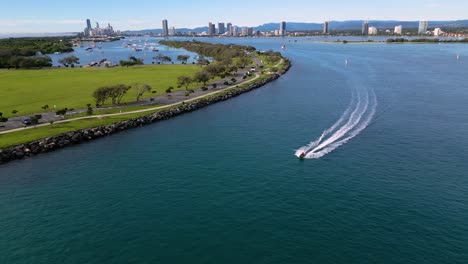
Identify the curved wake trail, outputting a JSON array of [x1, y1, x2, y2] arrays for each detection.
[[305, 90, 377, 159], [295, 91, 356, 156], [296, 87, 377, 159]]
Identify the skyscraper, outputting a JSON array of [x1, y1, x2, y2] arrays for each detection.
[[241, 27, 253, 36], [362, 21, 369, 35], [169, 27, 176, 36], [218, 23, 225, 35], [208, 22, 216, 36], [86, 19, 92, 30], [226, 23, 233, 36], [418, 20, 428, 35], [162, 19, 169, 36], [280, 21, 286, 36], [323, 21, 329, 34]]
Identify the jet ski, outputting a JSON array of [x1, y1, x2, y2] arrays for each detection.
[[299, 152, 306, 159]]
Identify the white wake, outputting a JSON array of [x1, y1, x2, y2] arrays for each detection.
[[295, 88, 377, 159]]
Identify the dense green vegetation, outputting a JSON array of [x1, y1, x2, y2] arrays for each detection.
[[160, 40, 256, 62], [0, 37, 74, 68], [161, 40, 260, 91], [0, 65, 198, 116]]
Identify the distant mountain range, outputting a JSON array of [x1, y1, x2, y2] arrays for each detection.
[[124, 20, 468, 34]]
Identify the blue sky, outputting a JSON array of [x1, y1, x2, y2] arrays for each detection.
[[1, 0, 467, 33]]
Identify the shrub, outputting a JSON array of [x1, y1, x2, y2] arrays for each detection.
[[166, 87, 174, 93], [86, 104, 93, 115], [212, 83, 217, 89], [185, 92, 190, 96], [12, 110, 18, 115], [188, 89, 195, 93], [56, 108, 68, 115], [224, 81, 229, 85], [201, 86, 208, 91], [30, 114, 42, 125], [231, 78, 237, 83]]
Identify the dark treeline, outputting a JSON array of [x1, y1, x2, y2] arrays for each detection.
[[160, 40, 256, 62], [0, 37, 74, 68]]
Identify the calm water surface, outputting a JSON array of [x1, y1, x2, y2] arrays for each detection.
[[1, 38, 468, 263]]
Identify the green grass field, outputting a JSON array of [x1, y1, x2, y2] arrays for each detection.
[[0, 72, 268, 149], [0, 65, 198, 117]]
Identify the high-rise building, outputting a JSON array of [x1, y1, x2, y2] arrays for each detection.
[[323, 21, 329, 34], [362, 21, 369, 35], [162, 19, 169, 36], [394, 25, 402, 34], [280, 21, 286, 36], [418, 20, 428, 35], [233, 26, 239, 36], [208, 22, 216, 35], [226, 23, 233, 36], [218, 22, 225, 35], [242, 27, 253, 36], [368, 27, 378, 35], [169, 27, 176, 36], [86, 19, 92, 30]]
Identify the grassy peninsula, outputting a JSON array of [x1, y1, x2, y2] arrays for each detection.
[[0, 40, 288, 150]]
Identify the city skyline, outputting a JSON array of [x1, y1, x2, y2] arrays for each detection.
[[1, 0, 468, 33]]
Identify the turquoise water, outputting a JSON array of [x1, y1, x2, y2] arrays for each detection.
[[1, 39, 468, 263]]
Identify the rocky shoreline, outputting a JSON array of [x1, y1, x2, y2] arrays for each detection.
[[0, 61, 291, 165]]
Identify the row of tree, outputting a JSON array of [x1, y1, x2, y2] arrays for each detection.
[[92, 83, 153, 106], [162, 40, 257, 92]]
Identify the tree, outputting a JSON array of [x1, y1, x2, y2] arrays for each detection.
[[86, 104, 93, 115], [203, 64, 225, 78], [177, 75, 193, 90], [30, 114, 42, 125], [237, 56, 252, 68], [0, 112, 7, 122], [119, 56, 143, 67], [93, 84, 130, 105], [134, 83, 153, 102], [194, 71, 210, 86], [58, 55, 79, 67], [177, 55, 189, 64], [196, 55, 209, 66], [109, 84, 131, 104]]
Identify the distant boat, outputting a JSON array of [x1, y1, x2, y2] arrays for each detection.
[[281, 45, 286, 50], [457, 53, 460, 60], [345, 59, 349, 67]]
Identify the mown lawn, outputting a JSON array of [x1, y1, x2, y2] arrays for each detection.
[[0, 65, 198, 117]]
